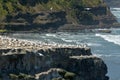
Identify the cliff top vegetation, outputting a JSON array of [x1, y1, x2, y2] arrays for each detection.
[[0, 0, 106, 21]]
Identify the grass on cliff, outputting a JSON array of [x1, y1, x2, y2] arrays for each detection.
[[0, 0, 108, 28], [0, 0, 105, 17], [9, 73, 35, 80], [58, 69, 76, 80], [81, 0, 104, 7]]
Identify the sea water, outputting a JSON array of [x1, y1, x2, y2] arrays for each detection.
[[7, 8, 120, 80], [111, 8, 120, 22]]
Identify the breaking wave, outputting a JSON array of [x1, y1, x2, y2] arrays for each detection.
[[95, 34, 120, 46], [111, 8, 120, 22], [93, 53, 120, 58], [87, 43, 102, 47], [45, 33, 57, 37]]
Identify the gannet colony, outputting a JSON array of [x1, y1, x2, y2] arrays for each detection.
[[0, 35, 88, 50]]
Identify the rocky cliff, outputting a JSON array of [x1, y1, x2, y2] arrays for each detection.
[[0, 48, 108, 80], [0, 36, 108, 80], [0, 0, 118, 32]]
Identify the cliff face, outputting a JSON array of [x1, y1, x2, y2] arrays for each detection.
[[0, 0, 117, 32], [0, 48, 91, 73], [0, 47, 108, 80]]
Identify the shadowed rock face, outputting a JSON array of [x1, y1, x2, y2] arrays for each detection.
[[0, 47, 108, 80], [19, 0, 49, 6], [5, 11, 67, 32], [0, 48, 91, 73]]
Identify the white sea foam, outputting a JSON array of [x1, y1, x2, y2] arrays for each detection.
[[87, 43, 102, 47], [61, 38, 75, 43], [93, 53, 120, 58], [111, 8, 120, 11], [93, 54, 102, 57], [95, 34, 120, 45], [112, 12, 120, 18], [111, 8, 120, 23], [45, 33, 57, 37]]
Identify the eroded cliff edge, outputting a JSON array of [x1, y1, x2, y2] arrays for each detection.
[[0, 36, 108, 80]]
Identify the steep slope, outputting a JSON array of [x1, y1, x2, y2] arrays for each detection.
[[0, 0, 117, 32]]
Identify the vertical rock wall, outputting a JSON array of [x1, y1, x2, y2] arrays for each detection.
[[0, 47, 108, 80]]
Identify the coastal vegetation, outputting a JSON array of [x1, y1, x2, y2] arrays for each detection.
[[0, 0, 117, 32], [0, 0, 106, 18], [9, 73, 35, 80]]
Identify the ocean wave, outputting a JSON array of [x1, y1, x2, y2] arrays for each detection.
[[95, 34, 120, 46], [61, 38, 76, 43], [45, 33, 57, 37], [111, 8, 120, 20], [93, 54, 120, 58], [111, 8, 120, 11], [87, 43, 102, 47], [111, 12, 120, 18]]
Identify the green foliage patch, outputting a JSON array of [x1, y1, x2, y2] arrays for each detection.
[[9, 73, 35, 80], [0, 0, 107, 27]]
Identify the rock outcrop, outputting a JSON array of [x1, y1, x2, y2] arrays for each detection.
[[0, 49, 108, 80], [0, 47, 91, 73], [0, 37, 108, 80], [35, 56, 108, 80], [0, 36, 108, 80]]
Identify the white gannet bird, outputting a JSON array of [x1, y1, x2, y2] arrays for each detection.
[[37, 53, 44, 56], [83, 43, 88, 48], [50, 7, 53, 11]]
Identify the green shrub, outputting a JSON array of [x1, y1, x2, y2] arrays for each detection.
[[9, 73, 35, 80], [58, 69, 76, 80], [9, 74, 18, 80], [64, 72, 76, 80], [0, 3, 7, 20], [18, 73, 35, 80], [0, 0, 107, 25]]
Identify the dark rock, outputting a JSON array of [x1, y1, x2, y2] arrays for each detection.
[[4, 11, 67, 32], [0, 47, 108, 80]]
